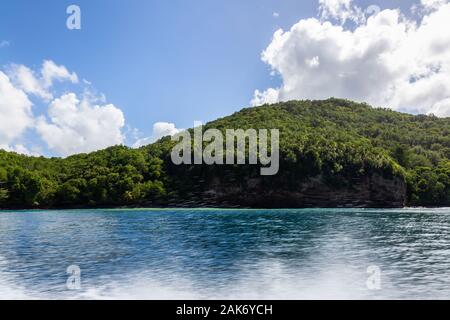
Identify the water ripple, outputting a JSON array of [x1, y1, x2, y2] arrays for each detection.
[[0, 208, 450, 299]]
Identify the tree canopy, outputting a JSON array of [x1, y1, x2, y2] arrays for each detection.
[[1, 99, 449, 208]]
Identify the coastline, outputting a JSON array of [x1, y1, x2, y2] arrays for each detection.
[[1, 205, 448, 212]]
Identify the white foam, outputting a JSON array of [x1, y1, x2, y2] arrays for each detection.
[[0, 256, 34, 300], [59, 260, 387, 300]]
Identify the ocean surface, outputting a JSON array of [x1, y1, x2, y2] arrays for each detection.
[[1, 208, 450, 300]]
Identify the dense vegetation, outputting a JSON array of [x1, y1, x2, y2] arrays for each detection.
[[1, 99, 449, 208]]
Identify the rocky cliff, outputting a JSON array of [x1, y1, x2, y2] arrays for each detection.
[[165, 173, 407, 208]]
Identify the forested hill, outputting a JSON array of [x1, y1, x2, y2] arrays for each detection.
[[1, 99, 449, 209]]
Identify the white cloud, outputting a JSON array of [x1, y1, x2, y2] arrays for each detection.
[[318, 0, 365, 24], [0, 61, 127, 156], [36, 93, 125, 156], [0, 72, 34, 146], [7, 60, 78, 101], [252, 1, 450, 117], [251, 88, 280, 107], [133, 122, 181, 148], [153, 122, 181, 138], [41, 60, 78, 88], [0, 144, 39, 156], [0, 40, 9, 48], [7, 64, 53, 100], [428, 97, 450, 117], [421, 0, 449, 10], [305, 56, 321, 68], [412, 0, 449, 14], [273, 12, 280, 18]]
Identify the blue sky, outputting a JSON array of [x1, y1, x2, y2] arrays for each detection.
[[2, 0, 448, 156], [1, 0, 307, 130]]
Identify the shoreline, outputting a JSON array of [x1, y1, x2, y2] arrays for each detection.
[[1, 206, 448, 212]]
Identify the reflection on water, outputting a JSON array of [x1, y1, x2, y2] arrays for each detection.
[[1, 208, 450, 299]]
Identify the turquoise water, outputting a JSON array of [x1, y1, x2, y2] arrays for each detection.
[[1, 208, 450, 300]]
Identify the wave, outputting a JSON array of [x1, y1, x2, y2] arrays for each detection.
[[0, 256, 34, 300], [1, 259, 393, 300], [70, 261, 390, 300]]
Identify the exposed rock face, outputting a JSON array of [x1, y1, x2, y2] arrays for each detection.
[[192, 173, 407, 208]]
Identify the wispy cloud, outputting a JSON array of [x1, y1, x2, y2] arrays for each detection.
[[0, 40, 10, 48]]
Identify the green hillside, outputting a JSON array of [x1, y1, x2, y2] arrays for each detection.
[[1, 99, 449, 209]]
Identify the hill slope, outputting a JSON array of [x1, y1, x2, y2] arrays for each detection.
[[1, 99, 449, 209]]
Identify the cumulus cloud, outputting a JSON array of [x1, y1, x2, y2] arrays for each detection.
[[252, 0, 450, 117], [0, 60, 129, 157], [251, 88, 280, 107], [36, 93, 125, 156], [6, 64, 53, 101], [41, 60, 78, 88], [0, 72, 34, 146], [7, 60, 78, 101], [133, 122, 181, 148]]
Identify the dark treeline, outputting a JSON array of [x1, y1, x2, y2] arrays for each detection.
[[0, 99, 449, 209]]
